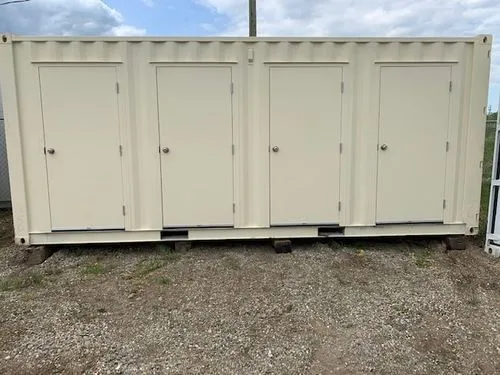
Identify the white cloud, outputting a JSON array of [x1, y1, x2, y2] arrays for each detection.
[[198, 0, 500, 107], [110, 25, 147, 36], [197, 0, 498, 37], [140, 0, 155, 7], [0, 0, 145, 36]]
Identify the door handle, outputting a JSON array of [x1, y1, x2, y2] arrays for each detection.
[[162, 147, 170, 154], [380, 144, 388, 151], [272, 146, 279, 152], [46, 148, 55, 154]]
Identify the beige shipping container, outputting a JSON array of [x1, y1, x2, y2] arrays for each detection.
[[0, 33, 492, 245]]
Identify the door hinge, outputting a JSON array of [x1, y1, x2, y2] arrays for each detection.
[[119, 145, 123, 156], [443, 200, 446, 209], [448, 81, 452, 92], [338, 201, 342, 211], [122, 205, 126, 216], [233, 203, 236, 213], [341, 81, 344, 93], [232, 144, 235, 155], [116, 82, 120, 94], [445, 141, 449, 152], [230, 82, 234, 94], [340, 143, 343, 153]]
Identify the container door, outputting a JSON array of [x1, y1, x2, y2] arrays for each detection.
[[39, 66, 124, 230], [376, 66, 451, 223], [270, 66, 343, 225], [157, 66, 234, 227]]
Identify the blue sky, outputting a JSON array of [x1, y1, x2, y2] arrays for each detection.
[[105, 0, 230, 36], [0, 0, 498, 110]]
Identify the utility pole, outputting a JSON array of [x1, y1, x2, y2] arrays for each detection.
[[249, 0, 256, 37]]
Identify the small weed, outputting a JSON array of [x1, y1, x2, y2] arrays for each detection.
[[455, 273, 477, 289], [336, 276, 350, 286], [0, 272, 44, 291], [157, 276, 172, 285], [132, 259, 165, 278], [414, 250, 432, 268], [83, 262, 107, 275], [163, 251, 181, 262], [392, 304, 410, 315], [156, 243, 172, 252], [328, 240, 342, 250], [223, 256, 241, 271], [156, 244, 181, 262], [45, 268, 64, 276], [466, 296, 481, 306], [30, 273, 44, 285]]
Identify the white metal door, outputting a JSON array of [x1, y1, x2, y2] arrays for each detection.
[[39, 66, 124, 230], [376, 66, 451, 223], [157, 66, 234, 227], [270, 66, 343, 225]]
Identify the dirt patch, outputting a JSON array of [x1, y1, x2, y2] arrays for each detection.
[[0, 212, 499, 374]]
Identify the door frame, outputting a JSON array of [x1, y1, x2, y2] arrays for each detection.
[[36, 63, 127, 231], [266, 62, 350, 226], [372, 62, 460, 224], [152, 63, 239, 228]]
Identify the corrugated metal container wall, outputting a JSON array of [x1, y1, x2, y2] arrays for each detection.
[[0, 89, 11, 207], [0, 34, 492, 245]]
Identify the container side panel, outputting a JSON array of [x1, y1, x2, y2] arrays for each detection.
[[269, 66, 342, 225], [462, 37, 491, 232], [157, 66, 234, 227], [246, 44, 271, 228], [2, 37, 487, 241], [13, 43, 52, 233], [376, 66, 451, 223], [126, 42, 163, 230], [39, 66, 124, 230], [0, 41, 30, 242], [349, 41, 378, 226], [443, 44, 470, 224], [0, 93, 11, 204]]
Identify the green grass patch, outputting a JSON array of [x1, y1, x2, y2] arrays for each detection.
[[162, 251, 181, 262], [44, 267, 64, 276], [156, 243, 172, 252], [392, 304, 411, 315], [414, 250, 432, 268], [132, 259, 165, 278], [156, 244, 181, 262], [0, 272, 44, 291], [223, 256, 241, 271], [127, 247, 180, 279], [157, 276, 172, 285], [83, 262, 108, 275], [466, 296, 481, 306]]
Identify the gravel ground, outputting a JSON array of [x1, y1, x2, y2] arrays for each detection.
[[0, 211, 499, 374]]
